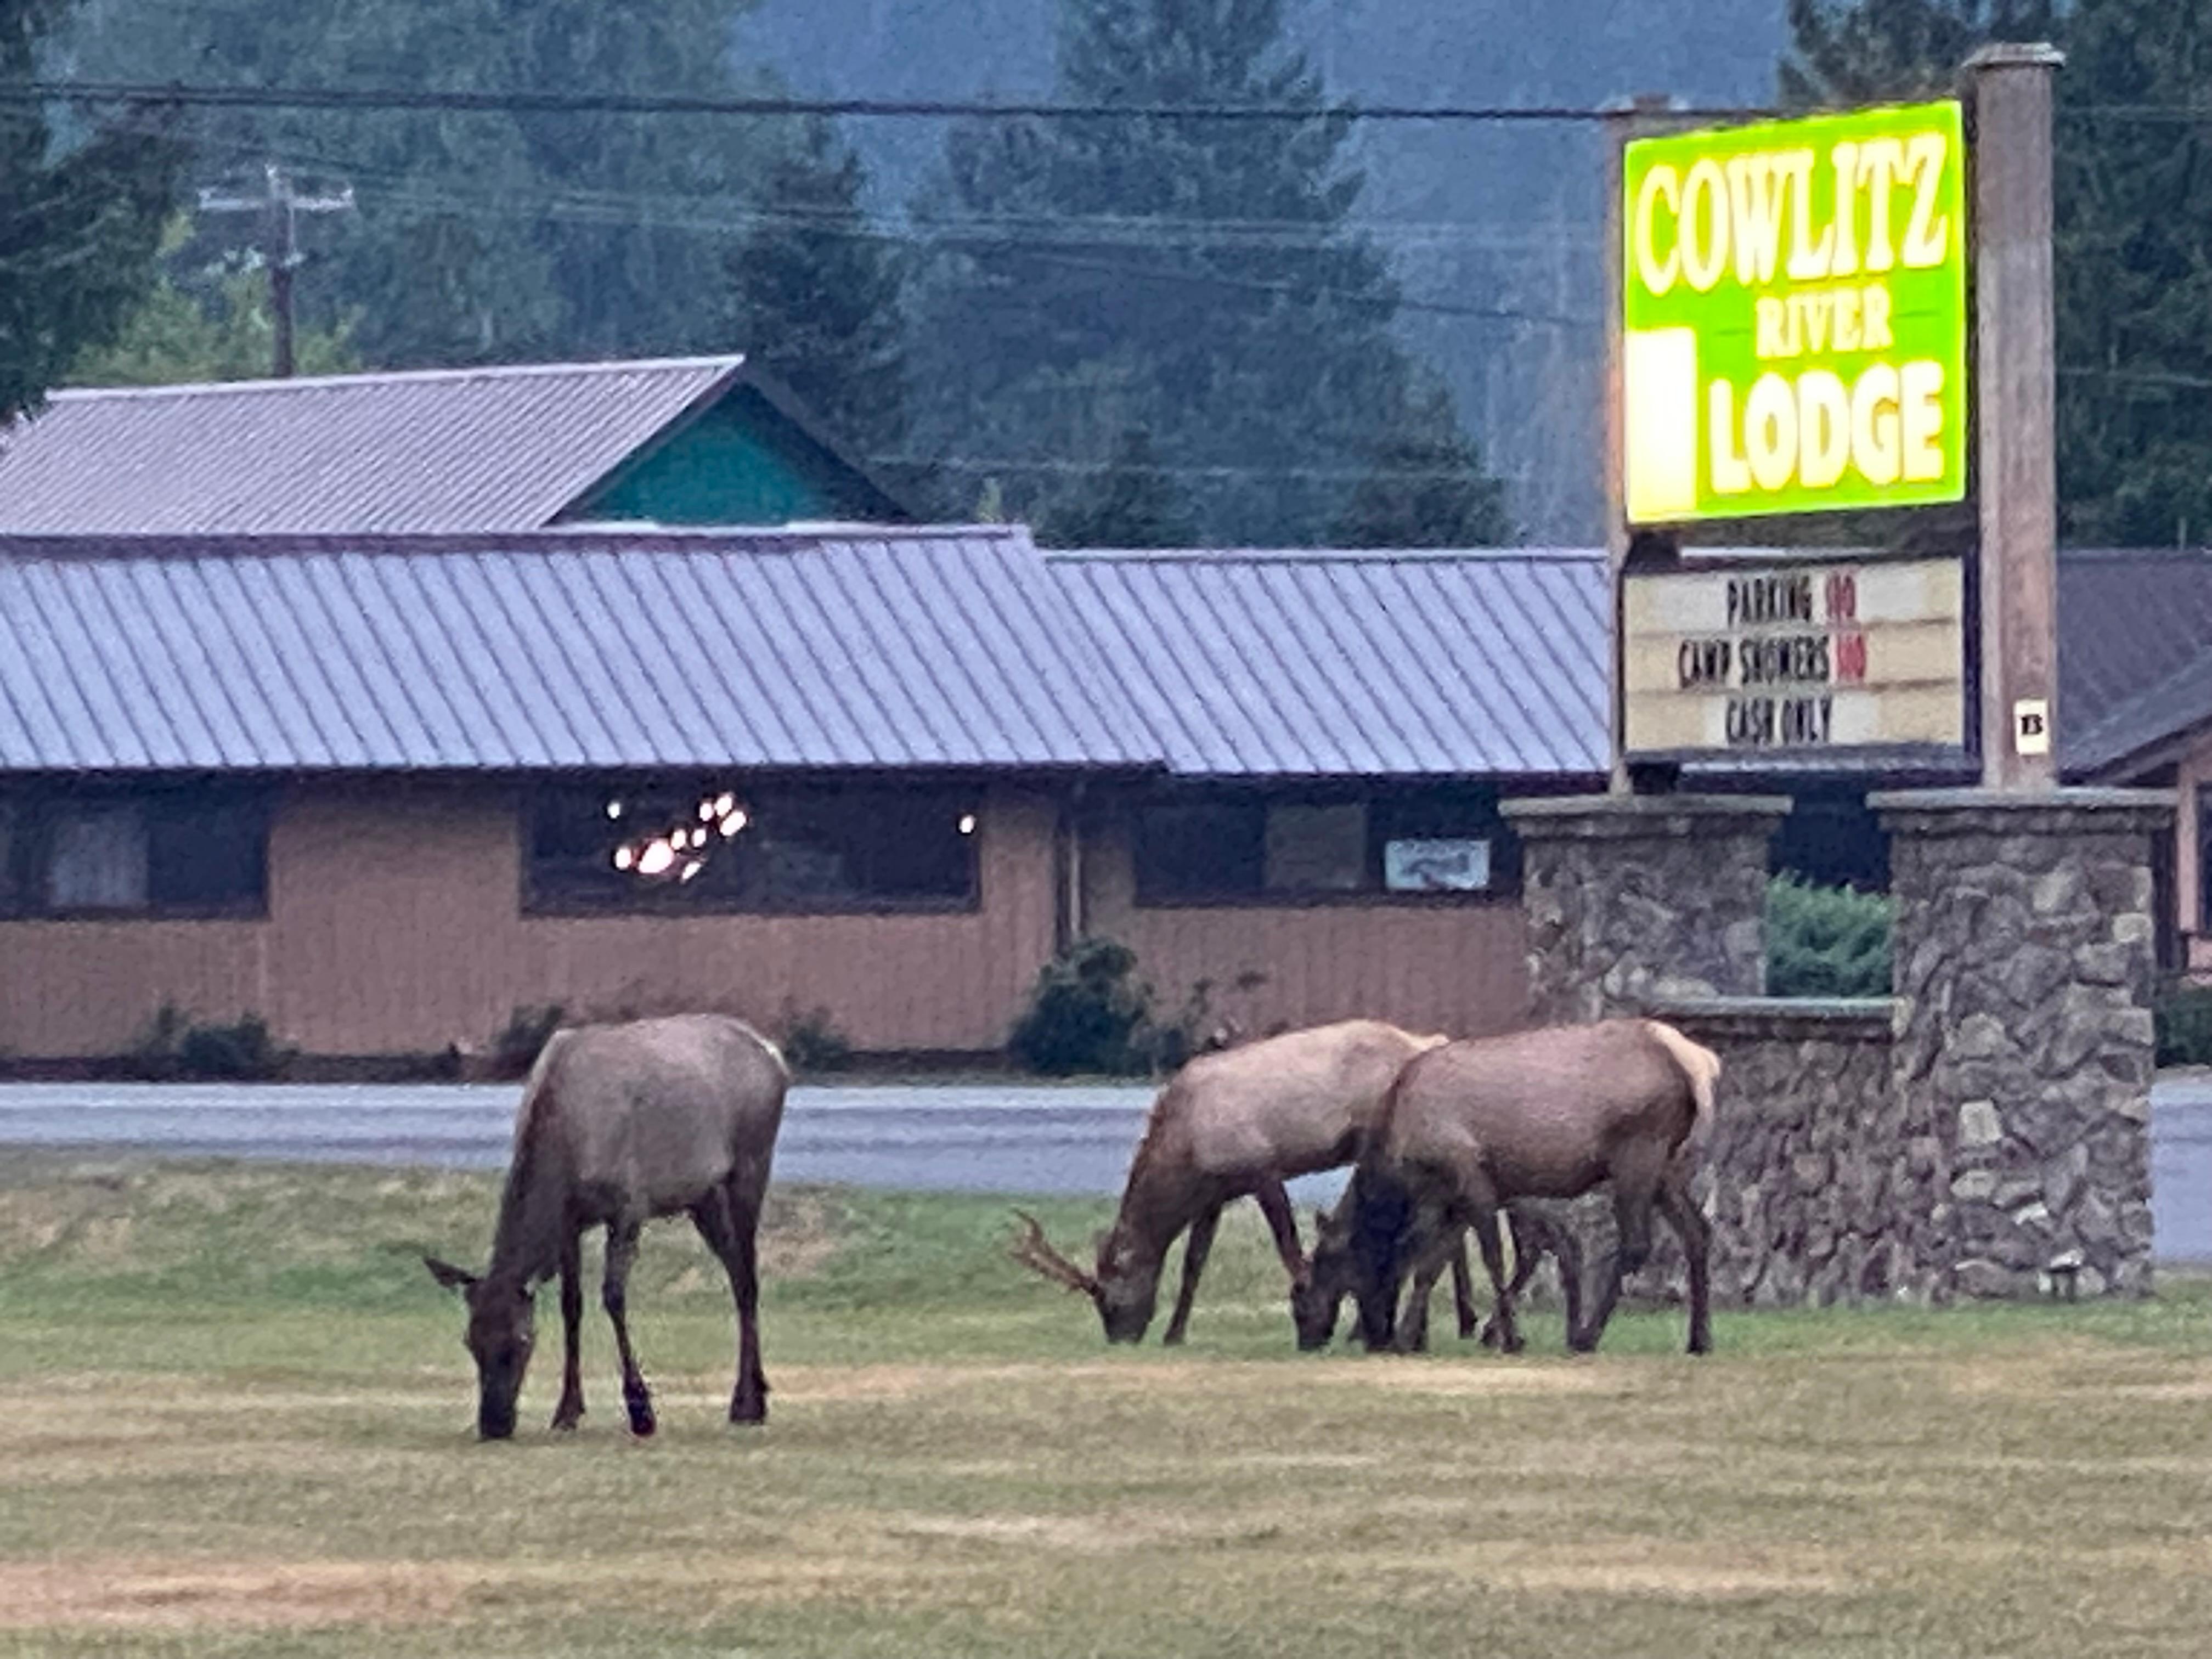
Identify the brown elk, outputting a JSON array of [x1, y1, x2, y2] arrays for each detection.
[[423, 1012, 788, 1440], [1300, 1017, 1720, 1357], [1290, 1190, 1585, 1353], [1009, 1018, 1491, 1345]]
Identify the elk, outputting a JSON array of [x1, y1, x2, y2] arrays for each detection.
[[1302, 1017, 1720, 1357], [423, 1012, 788, 1440], [1009, 1018, 1489, 1346], [1290, 1189, 1585, 1353]]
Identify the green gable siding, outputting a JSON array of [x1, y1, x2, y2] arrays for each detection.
[[563, 387, 905, 526]]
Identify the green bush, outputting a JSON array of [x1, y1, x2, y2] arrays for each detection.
[[1766, 873, 1893, 999], [2155, 980, 2212, 1067], [1008, 937, 1158, 1076], [128, 1004, 293, 1081], [776, 1000, 855, 1074]]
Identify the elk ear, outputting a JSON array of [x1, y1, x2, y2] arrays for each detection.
[[423, 1255, 478, 1293]]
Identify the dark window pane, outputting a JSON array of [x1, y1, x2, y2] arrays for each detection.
[[1135, 803, 1264, 900], [0, 802, 20, 914], [528, 781, 975, 911], [46, 805, 149, 910], [1264, 802, 1368, 891], [148, 793, 269, 908]]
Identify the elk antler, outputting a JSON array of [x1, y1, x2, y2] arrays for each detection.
[[1008, 1210, 1101, 1297]]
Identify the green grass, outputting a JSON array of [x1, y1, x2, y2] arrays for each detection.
[[1, 1152, 2209, 1658]]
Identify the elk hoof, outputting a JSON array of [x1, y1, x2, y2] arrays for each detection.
[[730, 1395, 766, 1426], [1160, 1328, 1187, 1348], [550, 1400, 583, 1432]]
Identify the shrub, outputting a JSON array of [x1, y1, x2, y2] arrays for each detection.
[[128, 1004, 293, 1080], [1008, 937, 1157, 1076], [2155, 979, 2212, 1068], [489, 1003, 566, 1080], [776, 1000, 854, 1074], [1765, 873, 1893, 999]]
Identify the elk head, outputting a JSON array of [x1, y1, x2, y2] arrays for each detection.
[[1291, 1175, 1410, 1352], [425, 1256, 536, 1440], [1009, 1210, 1160, 1343], [1291, 1201, 1360, 1350]]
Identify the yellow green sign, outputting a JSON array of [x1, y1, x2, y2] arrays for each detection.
[[1621, 99, 1968, 524]]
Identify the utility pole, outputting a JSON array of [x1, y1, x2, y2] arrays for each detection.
[[197, 162, 355, 377]]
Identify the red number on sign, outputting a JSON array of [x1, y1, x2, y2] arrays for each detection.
[[1824, 572, 1858, 623], [1835, 632, 1869, 684]]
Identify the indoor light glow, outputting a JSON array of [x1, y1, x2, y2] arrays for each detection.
[[958, 814, 978, 836], [637, 839, 677, 877], [613, 847, 635, 871], [606, 800, 625, 820]]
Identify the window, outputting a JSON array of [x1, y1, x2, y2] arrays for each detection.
[[526, 780, 980, 913], [0, 787, 270, 919], [1134, 789, 1513, 905]]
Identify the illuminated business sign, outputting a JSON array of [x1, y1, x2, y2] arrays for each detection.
[[1622, 557, 1965, 757], [1621, 100, 1968, 524]]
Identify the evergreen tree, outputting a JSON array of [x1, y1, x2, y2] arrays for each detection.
[[1331, 380, 1513, 548], [61, 0, 782, 368], [1780, 0, 2212, 546], [722, 116, 911, 472], [1035, 425, 1196, 546], [68, 216, 361, 385], [1778, 0, 2056, 104], [0, 0, 182, 422], [906, 0, 1508, 546]]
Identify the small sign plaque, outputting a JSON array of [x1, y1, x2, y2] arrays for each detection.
[[2013, 698, 2051, 757], [1383, 838, 1492, 893]]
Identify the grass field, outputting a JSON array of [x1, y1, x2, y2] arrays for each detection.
[[1, 1152, 2209, 1658]]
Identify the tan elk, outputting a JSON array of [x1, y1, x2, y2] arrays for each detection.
[[1300, 1017, 1720, 1357], [1009, 1018, 1490, 1345], [424, 1012, 788, 1440]]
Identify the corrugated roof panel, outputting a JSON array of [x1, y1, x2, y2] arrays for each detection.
[[1045, 550, 1611, 777], [0, 357, 744, 536], [0, 527, 1161, 774]]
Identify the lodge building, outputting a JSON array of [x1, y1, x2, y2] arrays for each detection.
[[2, 359, 2209, 1066]]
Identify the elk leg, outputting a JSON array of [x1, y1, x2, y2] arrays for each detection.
[[696, 1179, 770, 1423], [1467, 1199, 1523, 1354], [1390, 1205, 1458, 1354], [1250, 1177, 1307, 1282], [1571, 1193, 1643, 1355], [1162, 1202, 1221, 1347], [602, 1220, 654, 1437], [1657, 1168, 1713, 1356], [551, 1232, 585, 1431], [1449, 1231, 1479, 1340], [1550, 1212, 1588, 1352], [1479, 1210, 1536, 1349]]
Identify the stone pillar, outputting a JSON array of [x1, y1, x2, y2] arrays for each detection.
[[1874, 789, 2174, 1298], [1503, 795, 1793, 1025]]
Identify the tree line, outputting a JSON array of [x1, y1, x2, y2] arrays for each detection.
[[5, 0, 2210, 549]]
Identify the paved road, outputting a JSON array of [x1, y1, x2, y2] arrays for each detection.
[[0, 1076, 2205, 1260]]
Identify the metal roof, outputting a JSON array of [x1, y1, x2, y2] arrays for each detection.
[[1046, 548, 1610, 777], [0, 357, 766, 535], [2058, 549, 2212, 776], [0, 527, 1158, 772]]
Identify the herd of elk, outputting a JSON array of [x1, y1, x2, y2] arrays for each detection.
[[1007, 1019, 1495, 1344], [426, 1006, 1719, 1439]]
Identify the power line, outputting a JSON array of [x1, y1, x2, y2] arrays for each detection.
[[5, 79, 1774, 124]]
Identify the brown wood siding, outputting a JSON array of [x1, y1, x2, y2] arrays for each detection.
[[1081, 815, 1531, 1039], [0, 781, 1062, 1058]]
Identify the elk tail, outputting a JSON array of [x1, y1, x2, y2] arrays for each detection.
[[1643, 1019, 1721, 1137]]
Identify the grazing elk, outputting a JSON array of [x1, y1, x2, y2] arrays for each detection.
[[424, 1012, 788, 1440], [1302, 1018, 1720, 1357], [1290, 1188, 1585, 1354], [1010, 1018, 1489, 1346]]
